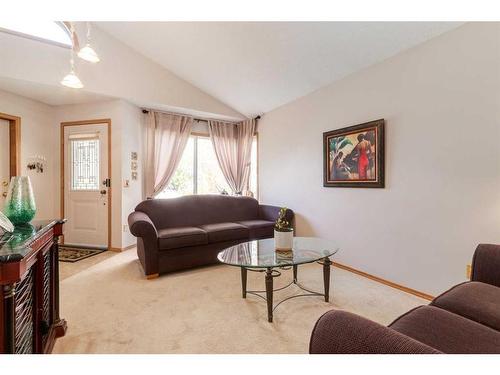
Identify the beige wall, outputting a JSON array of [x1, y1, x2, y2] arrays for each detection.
[[259, 23, 500, 295], [0, 89, 58, 220]]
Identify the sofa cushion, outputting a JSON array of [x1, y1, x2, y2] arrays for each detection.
[[389, 306, 500, 353], [431, 281, 500, 331], [198, 222, 249, 243], [158, 227, 208, 250], [236, 219, 275, 239]]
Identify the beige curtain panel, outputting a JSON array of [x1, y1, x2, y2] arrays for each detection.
[[144, 111, 193, 198], [208, 118, 256, 195]]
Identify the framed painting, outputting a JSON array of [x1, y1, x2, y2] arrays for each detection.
[[323, 119, 385, 188]]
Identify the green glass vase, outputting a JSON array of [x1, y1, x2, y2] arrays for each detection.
[[3, 176, 37, 225]]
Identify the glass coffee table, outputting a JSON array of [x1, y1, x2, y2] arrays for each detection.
[[217, 237, 339, 322]]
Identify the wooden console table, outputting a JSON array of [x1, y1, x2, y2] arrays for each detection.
[[0, 219, 66, 354]]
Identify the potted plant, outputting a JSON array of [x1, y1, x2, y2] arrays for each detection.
[[274, 207, 293, 251]]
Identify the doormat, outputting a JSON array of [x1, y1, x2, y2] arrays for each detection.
[[59, 246, 105, 263]]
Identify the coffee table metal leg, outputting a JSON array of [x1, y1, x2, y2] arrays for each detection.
[[265, 268, 273, 322], [323, 257, 332, 302], [293, 264, 298, 282], [241, 267, 247, 298]]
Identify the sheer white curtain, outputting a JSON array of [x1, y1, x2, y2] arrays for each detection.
[[208, 118, 256, 195], [144, 111, 193, 198]]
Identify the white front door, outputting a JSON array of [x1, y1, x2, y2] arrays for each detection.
[[63, 123, 109, 248], [0, 120, 10, 205]]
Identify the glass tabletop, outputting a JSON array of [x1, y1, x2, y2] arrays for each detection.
[[217, 237, 339, 268]]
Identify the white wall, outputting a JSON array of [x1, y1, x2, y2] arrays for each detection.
[[0, 89, 58, 220], [0, 22, 246, 248], [259, 23, 500, 295], [1, 92, 146, 249], [118, 101, 143, 248]]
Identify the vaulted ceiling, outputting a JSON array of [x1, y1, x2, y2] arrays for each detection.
[[97, 22, 463, 117]]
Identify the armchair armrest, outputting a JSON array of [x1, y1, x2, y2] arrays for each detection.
[[471, 244, 500, 287], [309, 310, 441, 354], [128, 211, 158, 239], [259, 205, 294, 225]]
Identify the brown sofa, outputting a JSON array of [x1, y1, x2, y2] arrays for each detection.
[[309, 244, 500, 354], [128, 195, 293, 278]]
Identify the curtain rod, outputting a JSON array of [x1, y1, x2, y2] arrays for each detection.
[[141, 108, 260, 123]]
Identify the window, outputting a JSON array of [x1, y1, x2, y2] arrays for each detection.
[[196, 137, 231, 195], [156, 135, 258, 199], [0, 21, 72, 47], [70, 138, 100, 191]]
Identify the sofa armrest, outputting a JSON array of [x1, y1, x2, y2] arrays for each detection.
[[128, 211, 160, 276], [309, 310, 441, 354], [471, 244, 500, 287], [128, 211, 158, 239], [259, 205, 294, 225]]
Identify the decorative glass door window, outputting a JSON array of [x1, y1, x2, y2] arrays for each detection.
[[70, 137, 100, 191]]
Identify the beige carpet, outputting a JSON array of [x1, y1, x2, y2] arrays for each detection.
[[53, 249, 426, 354]]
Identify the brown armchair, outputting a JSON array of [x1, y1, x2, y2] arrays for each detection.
[[309, 309, 440, 354], [310, 244, 500, 354], [471, 244, 500, 287]]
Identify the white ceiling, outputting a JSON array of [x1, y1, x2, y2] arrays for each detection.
[[0, 76, 113, 106], [97, 22, 463, 117]]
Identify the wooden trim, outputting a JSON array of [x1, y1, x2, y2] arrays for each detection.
[[61, 118, 111, 126], [109, 244, 136, 252], [0, 112, 21, 178], [9, 119, 20, 177], [60, 119, 112, 250], [108, 121, 112, 251], [146, 273, 159, 280], [333, 262, 434, 301]]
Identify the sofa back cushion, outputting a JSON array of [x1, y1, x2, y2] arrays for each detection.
[[135, 195, 260, 229]]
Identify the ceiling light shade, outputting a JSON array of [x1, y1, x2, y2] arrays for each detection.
[[78, 44, 100, 63], [61, 70, 83, 89], [61, 23, 83, 89]]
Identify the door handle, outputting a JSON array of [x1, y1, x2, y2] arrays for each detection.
[[100, 190, 107, 195]]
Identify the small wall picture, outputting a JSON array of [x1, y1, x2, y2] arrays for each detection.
[[323, 119, 385, 188], [131, 172, 138, 180], [131, 152, 138, 161], [131, 161, 138, 171]]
